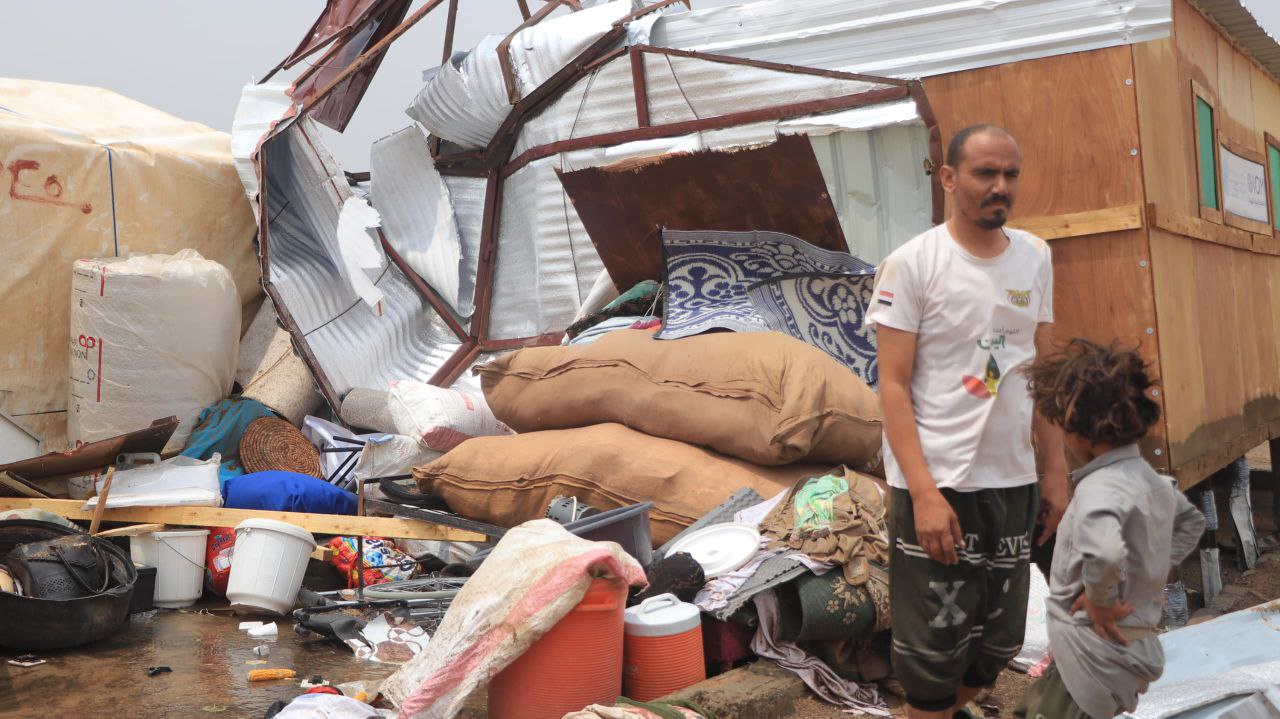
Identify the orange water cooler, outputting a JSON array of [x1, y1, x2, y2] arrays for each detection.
[[623, 593, 706, 701], [489, 576, 627, 719]]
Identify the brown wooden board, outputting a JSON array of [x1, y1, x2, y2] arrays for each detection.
[[922, 44, 1144, 219], [1048, 229, 1168, 472], [1134, 38, 1198, 218], [556, 134, 849, 290]]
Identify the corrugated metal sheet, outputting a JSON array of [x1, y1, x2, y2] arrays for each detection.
[[514, 52, 885, 156], [370, 126, 471, 317], [1195, 0, 1280, 79], [507, 1, 633, 97], [406, 33, 509, 149], [262, 121, 463, 402], [650, 0, 1171, 79]]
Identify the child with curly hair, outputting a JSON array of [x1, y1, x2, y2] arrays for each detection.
[[1015, 339, 1205, 719]]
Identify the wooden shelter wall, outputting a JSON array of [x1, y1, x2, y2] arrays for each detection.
[[1133, 0, 1280, 486], [924, 46, 1170, 471]]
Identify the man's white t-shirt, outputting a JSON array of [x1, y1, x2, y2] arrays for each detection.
[[866, 224, 1053, 491]]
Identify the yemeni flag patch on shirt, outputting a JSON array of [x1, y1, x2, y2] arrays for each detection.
[[878, 289, 894, 306]]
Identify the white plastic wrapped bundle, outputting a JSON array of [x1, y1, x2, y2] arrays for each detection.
[[68, 250, 240, 452]]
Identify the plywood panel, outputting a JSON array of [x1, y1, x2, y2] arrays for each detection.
[[1050, 228, 1167, 470], [1134, 39, 1197, 217], [1216, 36, 1258, 152], [1149, 229, 1207, 465], [1174, 0, 1219, 89], [923, 45, 1143, 218]]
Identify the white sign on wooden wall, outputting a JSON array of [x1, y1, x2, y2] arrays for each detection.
[[1221, 147, 1269, 223]]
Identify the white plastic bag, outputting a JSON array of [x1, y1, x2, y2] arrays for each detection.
[[81, 454, 222, 510], [388, 381, 512, 452], [68, 250, 240, 452]]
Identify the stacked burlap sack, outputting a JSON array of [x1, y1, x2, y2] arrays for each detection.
[[411, 330, 885, 546]]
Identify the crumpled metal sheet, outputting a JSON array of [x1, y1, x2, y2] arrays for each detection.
[[649, 0, 1171, 79], [1122, 602, 1280, 718], [506, 0, 634, 98], [407, 34, 510, 150], [261, 120, 465, 406], [371, 126, 471, 317]]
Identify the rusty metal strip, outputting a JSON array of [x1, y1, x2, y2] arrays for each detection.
[[255, 146, 344, 410], [441, 0, 460, 64], [630, 46, 650, 128], [470, 173, 503, 341], [480, 333, 564, 352], [376, 228, 470, 342], [299, 0, 448, 118], [516, 0, 532, 20], [503, 84, 914, 177], [581, 45, 628, 73], [477, 25, 629, 168], [430, 340, 483, 387], [906, 81, 945, 225], [264, 0, 388, 81], [612, 0, 690, 27], [631, 45, 910, 87]]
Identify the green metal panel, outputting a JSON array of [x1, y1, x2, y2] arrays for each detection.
[[1269, 144, 1280, 230], [1196, 97, 1218, 210]]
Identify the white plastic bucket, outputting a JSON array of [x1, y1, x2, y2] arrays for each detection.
[[129, 529, 209, 608], [225, 519, 315, 616]]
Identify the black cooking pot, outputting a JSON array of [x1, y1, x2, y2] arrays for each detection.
[[0, 519, 137, 651]]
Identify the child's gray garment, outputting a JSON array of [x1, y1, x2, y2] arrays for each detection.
[[1046, 444, 1205, 719]]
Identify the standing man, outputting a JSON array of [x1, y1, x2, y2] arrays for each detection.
[[866, 124, 1069, 719]]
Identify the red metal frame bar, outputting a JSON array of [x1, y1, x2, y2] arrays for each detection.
[[441, 0, 461, 64], [376, 229, 470, 341], [495, 0, 567, 104], [470, 172, 504, 340], [299, 0, 448, 118], [264, 0, 389, 82], [906, 81, 946, 225], [630, 46, 650, 128], [480, 334, 565, 352], [632, 45, 911, 87], [430, 340, 481, 386], [516, 0, 532, 20], [503, 85, 914, 177]]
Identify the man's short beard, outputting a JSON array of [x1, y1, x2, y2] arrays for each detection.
[[976, 215, 1008, 230]]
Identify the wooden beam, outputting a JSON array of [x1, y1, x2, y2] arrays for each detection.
[[1010, 204, 1144, 241], [1148, 203, 1269, 252], [94, 523, 166, 538], [0, 499, 486, 542]]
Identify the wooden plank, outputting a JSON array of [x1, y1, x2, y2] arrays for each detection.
[[1148, 229, 1207, 467], [1175, 0, 1220, 94], [1133, 38, 1197, 218], [94, 523, 166, 538], [1010, 204, 1143, 241], [1048, 229, 1168, 472], [924, 45, 1143, 218], [0, 499, 487, 542], [1148, 203, 1260, 251], [1216, 35, 1257, 153]]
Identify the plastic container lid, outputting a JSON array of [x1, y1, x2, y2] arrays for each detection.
[[625, 594, 701, 637], [149, 529, 210, 539], [234, 518, 315, 547], [665, 523, 759, 579]]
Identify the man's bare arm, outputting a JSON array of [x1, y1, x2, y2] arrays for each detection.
[[878, 324, 963, 565], [1032, 322, 1069, 543]]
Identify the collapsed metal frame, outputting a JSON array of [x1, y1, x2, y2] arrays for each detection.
[[255, 0, 943, 409]]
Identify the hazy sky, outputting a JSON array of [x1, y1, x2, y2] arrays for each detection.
[[5, 0, 1280, 167]]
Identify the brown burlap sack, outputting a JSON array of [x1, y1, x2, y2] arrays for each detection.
[[476, 330, 882, 467], [412, 423, 829, 545]]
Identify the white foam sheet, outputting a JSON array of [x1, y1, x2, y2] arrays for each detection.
[[371, 126, 470, 317], [649, 0, 1171, 80], [230, 81, 294, 218]]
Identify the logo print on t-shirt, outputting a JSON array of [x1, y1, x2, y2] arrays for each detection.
[[1006, 289, 1031, 307], [962, 355, 1001, 399]]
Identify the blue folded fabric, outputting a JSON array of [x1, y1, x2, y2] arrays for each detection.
[[223, 470, 357, 515], [181, 397, 278, 488]]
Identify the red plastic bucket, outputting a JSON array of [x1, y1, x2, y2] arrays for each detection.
[[489, 576, 627, 719]]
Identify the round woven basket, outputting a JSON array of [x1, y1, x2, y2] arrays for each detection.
[[239, 417, 322, 478]]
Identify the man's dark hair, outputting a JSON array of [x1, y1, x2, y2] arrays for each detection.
[[946, 123, 1014, 168], [1025, 339, 1161, 446]]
